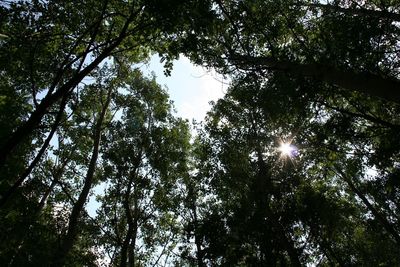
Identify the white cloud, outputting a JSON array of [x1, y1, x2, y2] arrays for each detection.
[[142, 55, 228, 122]]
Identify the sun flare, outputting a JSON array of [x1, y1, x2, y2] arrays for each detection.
[[278, 142, 295, 157]]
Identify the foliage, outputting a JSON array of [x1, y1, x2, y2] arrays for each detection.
[[1, 0, 400, 266]]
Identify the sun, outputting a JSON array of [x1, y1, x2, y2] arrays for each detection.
[[278, 142, 296, 157]]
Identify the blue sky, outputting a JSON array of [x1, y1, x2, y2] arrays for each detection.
[[140, 55, 228, 122]]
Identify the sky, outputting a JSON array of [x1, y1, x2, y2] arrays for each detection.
[[140, 55, 228, 122]]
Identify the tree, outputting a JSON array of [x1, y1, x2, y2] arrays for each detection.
[[194, 71, 400, 265], [183, 0, 400, 104], [95, 69, 192, 266], [0, 0, 214, 170], [52, 65, 116, 266], [1, 1, 400, 266]]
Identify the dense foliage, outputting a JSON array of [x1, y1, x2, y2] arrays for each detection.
[[0, 0, 399, 266]]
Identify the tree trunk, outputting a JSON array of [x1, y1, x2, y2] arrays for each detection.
[[51, 87, 112, 266], [120, 218, 135, 267], [0, 94, 68, 209], [279, 226, 302, 267], [230, 55, 400, 104], [39, 180, 57, 211], [128, 219, 138, 267], [120, 157, 142, 267], [193, 205, 204, 267], [120, 179, 135, 267]]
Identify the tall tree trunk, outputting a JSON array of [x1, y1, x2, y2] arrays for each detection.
[[230, 55, 400, 104], [120, 180, 135, 267], [51, 87, 112, 266], [120, 157, 141, 267], [274, 219, 302, 267], [318, 237, 346, 267], [120, 218, 135, 267], [194, 228, 204, 267], [127, 218, 138, 267], [38, 179, 57, 212], [0, 94, 68, 209], [185, 177, 205, 267]]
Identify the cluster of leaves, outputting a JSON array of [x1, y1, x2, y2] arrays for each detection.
[[1, 0, 400, 266], [191, 71, 400, 265]]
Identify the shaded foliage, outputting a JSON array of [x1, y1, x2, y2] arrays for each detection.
[[1, 0, 400, 266]]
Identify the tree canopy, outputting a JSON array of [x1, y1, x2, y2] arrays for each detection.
[[0, 0, 399, 266]]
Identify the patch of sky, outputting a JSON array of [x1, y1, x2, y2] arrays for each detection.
[[140, 54, 228, 123]]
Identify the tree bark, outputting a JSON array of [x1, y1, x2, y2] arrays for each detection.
[[254, 148, 302, 266], [230, 55, 400, 104], [51, 87, 112, 266], [277, 222, 302, 267]]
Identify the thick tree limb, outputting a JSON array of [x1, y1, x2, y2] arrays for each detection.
[[230, 55, 400, 104], [0, 94, 68, 208]]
